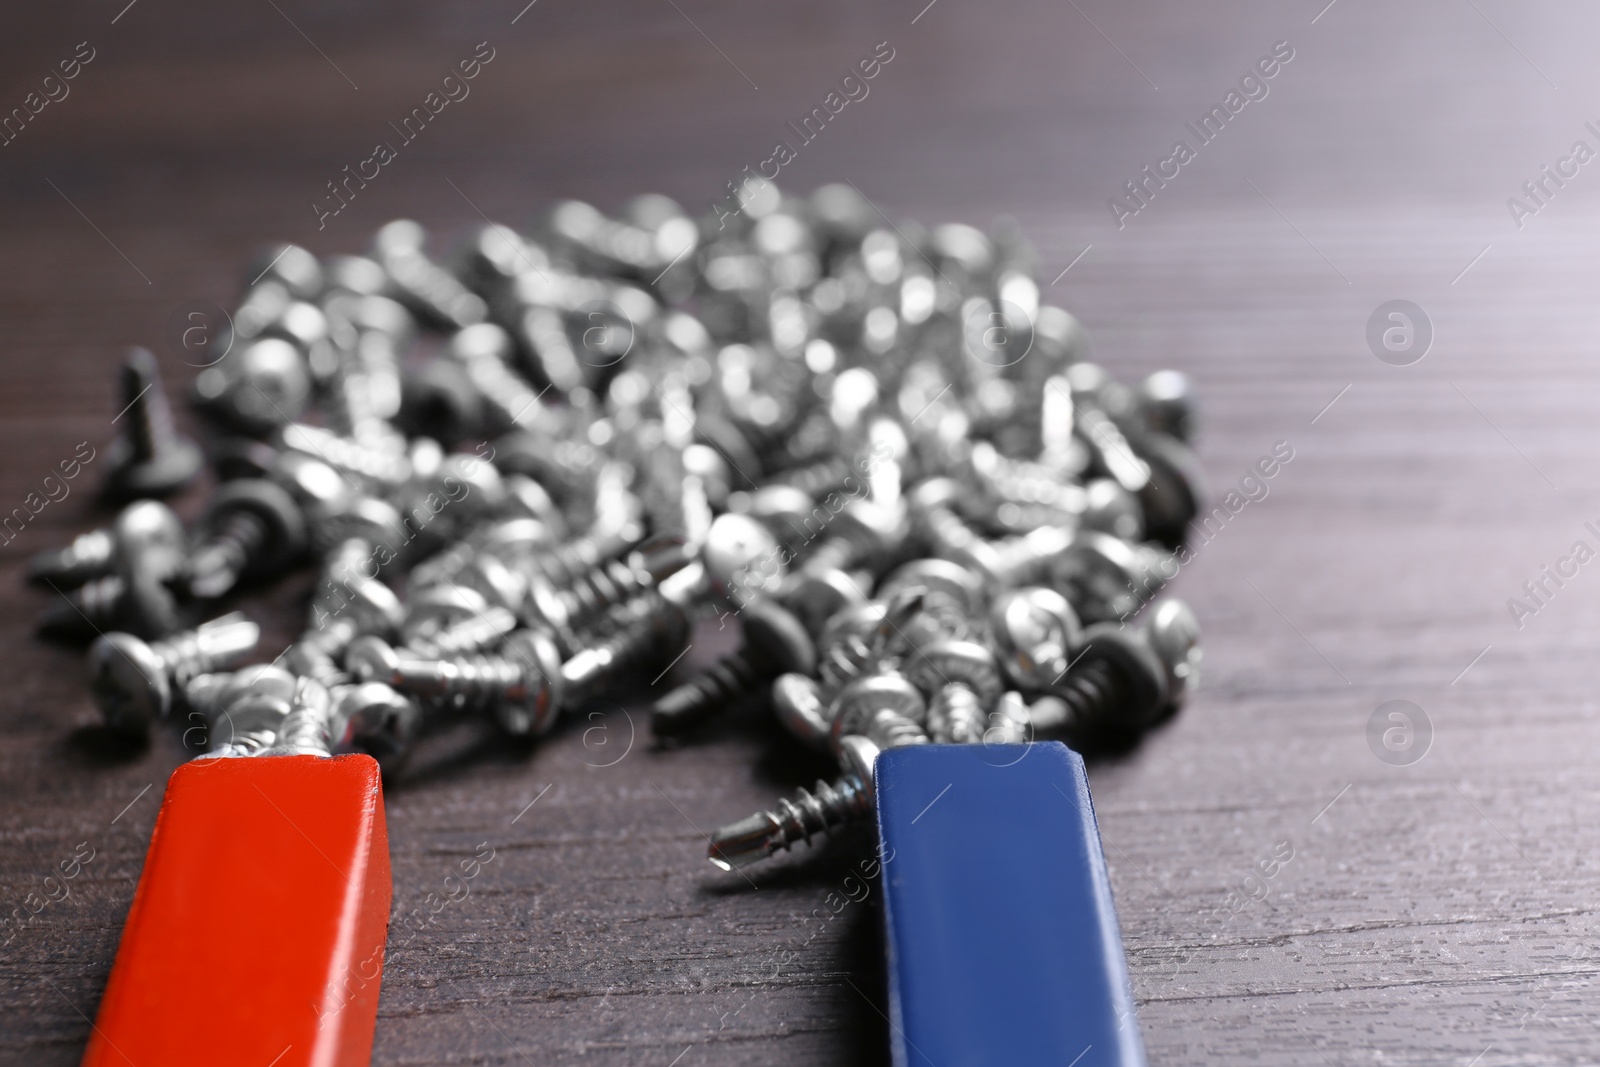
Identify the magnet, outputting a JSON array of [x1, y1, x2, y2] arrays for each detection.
[[82, 753, 390, 1067], [875, 742, 1145, 1067]]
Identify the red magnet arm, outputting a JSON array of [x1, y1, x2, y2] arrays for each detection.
[[82, 753, 391, 1067]]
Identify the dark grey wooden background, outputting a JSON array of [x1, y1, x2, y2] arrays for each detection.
[[3, 0, 1599, 1062]]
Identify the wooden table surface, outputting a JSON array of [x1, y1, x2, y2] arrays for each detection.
[[4, 0, 1600, 1063]]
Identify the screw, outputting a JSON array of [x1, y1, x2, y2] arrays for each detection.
[[1135, 369, 1197, 443], [771, 672, 832, 750], [372, 220, 489, 330], [36, 569, 181, 643], [277, 422, 411, 490], [1052, 530, 1171, 624], [1044, 615, 1182, 739], [987, 586, 1084, 693], [826, 670, 928, 756], [102, 348, 204, 501], [89, 612, 261, 735], [182, 478, 308, 599], [333, 680, 422, 774], [186, 664, 298, 757], [650, 599, 815, 738], [903, 638, 1004, 745], [191, 337, 313, 435], [707, 734, 879, 871], [347, 629, 565, 739], [31, 497, 179, 599], [910, 477, 1076, 588], [27, 527, 116, 590]]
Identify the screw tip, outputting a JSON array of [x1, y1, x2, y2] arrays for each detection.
[[707, 811, 783, 871]]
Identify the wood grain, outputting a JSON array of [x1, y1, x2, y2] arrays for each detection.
[[4, 0, 1600, 1063]]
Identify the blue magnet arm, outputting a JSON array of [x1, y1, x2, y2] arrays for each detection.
[[875, 742, 1147, 1067]]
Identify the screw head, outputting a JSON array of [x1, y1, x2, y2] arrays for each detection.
[[111, 501, 186, 578], [702, 513, 784, 605], [988, 588, 1082, 692], [904, 638, 1004, 707], [837, 734, 881, 800], [1136, 370, 1197, 443], [495, 629, 565, 738], [272, 452, 352, 519], [1144, 598, 1202, 713], [345, 635, 401, 686], [772, 673, 831, 750], [197, 337, 311, 433], [1136, 433, 1207, 549], [742, 600, 817, 676], [246, 243, 323, 299], [88, 633, 170, 734], [335, 682, 421, 774], [1051, 531, 1147, 624], [105, 436, 204, 501], [828, 672, 926, 749], [401, 584, 490, 647], [877, 558, 985, 616]]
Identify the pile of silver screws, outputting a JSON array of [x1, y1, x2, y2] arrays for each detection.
[[30, 183, 1206, 872]]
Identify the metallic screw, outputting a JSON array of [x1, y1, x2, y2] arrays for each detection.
[[650, 599, 815, 738], [707, 734, 879, 870], [262, 676, 338, 757], [103, 348, 203, 501], [35, 501, 189, 640], [346, 629, 565, 739], [183, 479, 308, 599], [903, 638, 1004, 745], [373, 220, 488, 330], [186, 665, 298, 757], [36, 569, 181, 643], [1043, 607, 1202, 738], [988, 586, 1083, 693], [89, 612, 261, 735], [826, 670, 928, 757]]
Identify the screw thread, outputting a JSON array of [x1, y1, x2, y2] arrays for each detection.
[[151, 614, 261, 691], [532, 527, 636, 590], [29, 529, 116, 588], [927, 682, 988, 744], [651, 648, 765, 734], [563, 595, 684, 708], [860, 708, 928, 750], [284, 639, 350, 689], [1052, 657, 1125, 733], [409, 605, 517, 658], [708, 774, 872, 870], [283, 424, 411, 487], [563, 559, 650, 631], [120, 350, 180, 462], [189, 510, 269, 597], [394, 650, 526, 716], [818, 634, 876, 692], [269, 679, 336, 756]]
